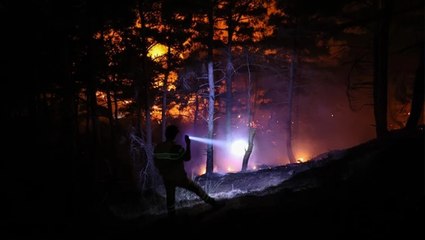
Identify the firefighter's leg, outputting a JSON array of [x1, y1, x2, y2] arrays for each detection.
[[164, 182, 176, 216], [179, 178, 219, 206]]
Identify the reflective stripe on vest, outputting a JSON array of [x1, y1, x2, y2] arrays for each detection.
[[154, 149, 185, 160]]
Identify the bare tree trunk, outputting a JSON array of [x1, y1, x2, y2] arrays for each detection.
[[135, 2, 147, 138], [161, 45, 172, 141], [242, 129, 255, 171], [142, 54, 155, 190], [194, 92, 199, 133], [225, 45, 233, 145], [406, 47, 424, 130], [106, 88, 114, 127], [143, 100, 155, 189], [224, 0, 242, 145], [161, 79, 167, 142], [106, 83, 116, 143], [134, 5, 156, 190], [373, 0, 391, 138], [86, 46, 98, 154], [242, 51, 255, 171], [138, 58, 155, 190], [113, 80, 118, 120], [206, 0, 215, 175], [206, 61, 215, 175], [134, 88, 143, 136], [105, 85, 116, 176], [145, 82, 153, 158], [286, 51, 297, 164]]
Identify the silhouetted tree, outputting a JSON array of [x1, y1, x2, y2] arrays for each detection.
[[215, 0, 267, 144], [406, 47, 424, 129], [373, 0, 392, 138], [158, 0, 193, 141], [241, 50, 256, 171]]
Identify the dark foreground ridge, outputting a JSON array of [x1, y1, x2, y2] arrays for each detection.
[[7, 128, 424, 238], [88, 127, 424, 238]]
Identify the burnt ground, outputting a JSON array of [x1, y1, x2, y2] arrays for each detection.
[[90, 128, 424, 238], [4, 128, 424, 238]]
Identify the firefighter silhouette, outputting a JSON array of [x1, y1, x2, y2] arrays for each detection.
[[154, 125, 223, 216]]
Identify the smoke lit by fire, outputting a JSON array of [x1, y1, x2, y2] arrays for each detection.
[[86, 0, 421, 176]]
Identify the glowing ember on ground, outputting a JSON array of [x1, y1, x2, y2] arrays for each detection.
[[295, 149, 311, 163]]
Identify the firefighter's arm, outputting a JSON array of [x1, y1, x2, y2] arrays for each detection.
[[181, 135, 191, 161]]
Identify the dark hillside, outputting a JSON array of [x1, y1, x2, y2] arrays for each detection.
[[93, 127, 424, 238]]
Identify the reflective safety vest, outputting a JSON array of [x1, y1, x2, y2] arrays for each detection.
[[154, 141, 187, 179], [154, 148, 185, 160]]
